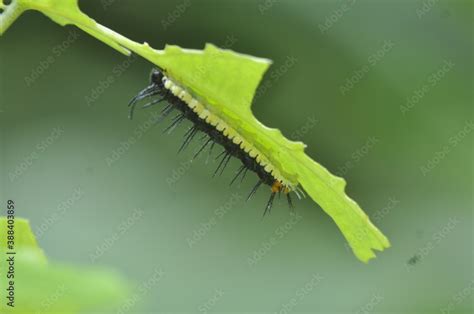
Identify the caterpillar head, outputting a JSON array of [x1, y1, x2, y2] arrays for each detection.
[[150, 68, 165, 86]]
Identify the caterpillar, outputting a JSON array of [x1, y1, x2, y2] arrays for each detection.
[[129, 69, 301, 215]]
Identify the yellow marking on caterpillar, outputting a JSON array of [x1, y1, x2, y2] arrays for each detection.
[[271, 181, 283, 193]]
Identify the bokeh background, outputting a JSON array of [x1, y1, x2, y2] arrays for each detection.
[[1, 0, 472, 313]]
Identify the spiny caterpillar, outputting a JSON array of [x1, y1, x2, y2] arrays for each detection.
[[129, 69, 304, 214]]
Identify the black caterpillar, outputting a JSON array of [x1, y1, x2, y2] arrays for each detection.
[[128, 69, 295, 214]]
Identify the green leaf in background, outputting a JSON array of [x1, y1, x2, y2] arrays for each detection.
[[0, 0, 390, 262], [0, 217, 47, 262], [0, 217, 129, 313], [0, 216, 42, 247]]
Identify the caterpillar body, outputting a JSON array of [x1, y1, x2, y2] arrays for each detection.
[[129, 69, 300, 214]]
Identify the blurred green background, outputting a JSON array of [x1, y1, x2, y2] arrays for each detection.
[[0, 0, 472, 313]]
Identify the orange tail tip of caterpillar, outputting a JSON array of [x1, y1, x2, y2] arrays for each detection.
[[128, 68, 298, 214]]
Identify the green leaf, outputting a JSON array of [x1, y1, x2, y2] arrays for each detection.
[[0, 217, 129, 313], [0, 217, 44, 251], [295, 156, 390, 262], [0, 0, 390, 262]]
